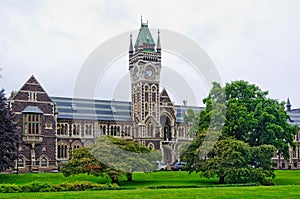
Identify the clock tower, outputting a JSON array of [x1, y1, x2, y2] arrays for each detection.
[[129, 19, 162, 149]]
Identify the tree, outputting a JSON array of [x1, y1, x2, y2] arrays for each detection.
[[198, 137, 275, 184], [0, 89, 18, 171], [87, 136, 161, 182], [182, 80, 297, 184], [61, 136, 161, 184]]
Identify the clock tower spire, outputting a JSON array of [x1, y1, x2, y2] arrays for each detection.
[[129, 19, 162, 148]]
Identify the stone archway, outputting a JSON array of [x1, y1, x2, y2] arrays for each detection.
[[160, 115, 172, 141]]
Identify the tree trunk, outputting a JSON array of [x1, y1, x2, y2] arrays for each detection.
[[111, 177, 119, 184], [219, 176, 225, 184], [127, 173, 133, 182]]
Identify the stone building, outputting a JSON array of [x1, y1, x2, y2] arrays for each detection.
[[272, 98, 300, 169], [8, 21, 201, 172], [7, 20, 300, 172]]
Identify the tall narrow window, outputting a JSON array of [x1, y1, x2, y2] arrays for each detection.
[[57, 143, 68, 159], [23, 114, 42, 134], [84, 124, 93, 136], [72, 124, 80, 136], [57, 123, 69, 136], [28, 92, 37, 101], [99, 125, 106, 135]]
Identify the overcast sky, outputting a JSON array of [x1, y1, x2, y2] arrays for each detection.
[[1, 0, 300, 107]]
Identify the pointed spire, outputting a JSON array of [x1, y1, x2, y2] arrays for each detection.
[[129, 33, 133, 54], [157, 29, 161, 52], [134, 17, 155, 51], [286, 97, 291, 111]]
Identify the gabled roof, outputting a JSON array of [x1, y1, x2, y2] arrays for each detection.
[[160, 88, 175, 108], [12, 75, 53, 103]]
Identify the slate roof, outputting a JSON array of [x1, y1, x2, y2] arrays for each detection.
[[51, 97, 132, 122], [51, 96, 203, 123], [22, 106, 43, 114], [287, 109, 300, 127]]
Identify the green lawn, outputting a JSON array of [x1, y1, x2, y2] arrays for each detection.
[[1, 185, 300, 199], [0, 170, 300, 198]]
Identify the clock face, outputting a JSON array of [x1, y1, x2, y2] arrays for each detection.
[[134, 69, 139, 78], [146, 68, 153, 78]]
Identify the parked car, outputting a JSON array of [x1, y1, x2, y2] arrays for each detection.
[[154, 161, 168, 171], [171, 162, 187, 171]]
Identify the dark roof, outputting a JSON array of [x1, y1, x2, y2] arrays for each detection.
[[51, 97, 132, 121], [287, 109, 300, 127], [175, 105, 204, 123], [51, 96, 203, 123], [51, 96, 299, 128]]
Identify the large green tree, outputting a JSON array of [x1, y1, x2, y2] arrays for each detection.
[[62, 136, 161, 183], [182, 80, 297, 184], [0, 89, 19, 171]]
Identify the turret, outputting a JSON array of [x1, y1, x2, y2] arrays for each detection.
[[129, 33, 133, 55], [157, 30, 161, 53], [286, 97, 291, 111]]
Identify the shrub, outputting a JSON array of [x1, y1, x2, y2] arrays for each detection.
[[0, 181, 119, 193], [0, 184, 22, 193]]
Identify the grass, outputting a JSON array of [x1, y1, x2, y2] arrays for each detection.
[[273, 170, 300, 185], [1, 185, 300, 199], [0, 170, 300, 198]]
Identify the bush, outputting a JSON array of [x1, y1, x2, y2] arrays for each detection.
[[0, 181, 119, 193], [0, 184, 22, 193]]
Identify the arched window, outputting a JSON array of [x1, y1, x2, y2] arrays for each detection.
[[57, 123, 69, 136], [99, 125, 106, 135], [148, 142, 155, 150], [40, 157, 48, 167], [147, 124, 153, 137], [57, 142, 69, 159], [84, 124, 93, 136], [110, 126, 114, 136], [72, 142, 82, 150], [178, 127, 185, 137], [124, 126, 131, 137], [72, 124, 80, 136], [17, 157, 25, 168], [117, 126, 120, 136]]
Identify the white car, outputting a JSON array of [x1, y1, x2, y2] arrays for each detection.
[[155, 161, 167, 171]]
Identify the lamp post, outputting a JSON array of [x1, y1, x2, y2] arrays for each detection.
[[16, 142, 19, 175]]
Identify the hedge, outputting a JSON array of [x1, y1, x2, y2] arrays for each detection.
[[0, 181, 119, 193]]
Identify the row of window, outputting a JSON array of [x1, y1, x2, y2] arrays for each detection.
[[16, 156, 48, 168], [57, 123, 132, 137], [57, 142, 82, 159], [23, 114, 190, 139]]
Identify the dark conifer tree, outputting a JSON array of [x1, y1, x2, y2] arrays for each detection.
[[0, 89, 18, 171]]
